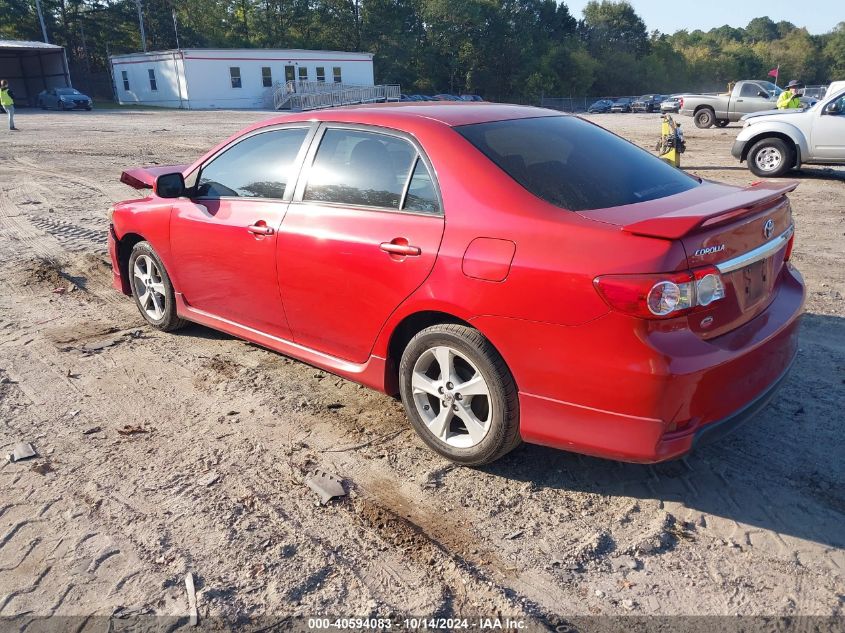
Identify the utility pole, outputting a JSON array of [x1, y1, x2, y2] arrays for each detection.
[[135, 0, 148, 53], [34, 0, 49, 43], [172, 8, 181, 49]]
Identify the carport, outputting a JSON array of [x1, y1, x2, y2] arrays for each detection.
[[0, 39, 71, 107]]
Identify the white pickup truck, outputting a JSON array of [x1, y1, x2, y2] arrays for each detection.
[[731, 81, 845, 177]]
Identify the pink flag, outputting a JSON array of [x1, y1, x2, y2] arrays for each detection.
[[768, 67, 779, 78]]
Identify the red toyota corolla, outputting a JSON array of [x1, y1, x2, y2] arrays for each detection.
[[108, 103, 804, 465]]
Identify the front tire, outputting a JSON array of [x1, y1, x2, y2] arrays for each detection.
[[128, 241, 187, 332], [747, 138, 794, 177], [694, 107, 715, 128], [399, 324, 520, 466]]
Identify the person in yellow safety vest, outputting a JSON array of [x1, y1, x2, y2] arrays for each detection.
[[777, 79, 803, 110], [0, 80, 18, 131]]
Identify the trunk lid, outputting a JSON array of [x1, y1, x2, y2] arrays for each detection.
[[581, 180, 797, 337], [120, 164, 190, 189]]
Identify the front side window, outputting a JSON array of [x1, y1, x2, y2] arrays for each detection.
[[740, 83, 764, 98], [333, 67, 342, 83], [121, 70, 129, 91], [456, 116, 698, 212], [298, 67, 308, 81], [148, 68, 157, 91], [316, 67, 326, 82], [262, 66, 272, 88], [304, 129, 416, 209], [229, 66, 242, 89], [197, 128, 309, 199]]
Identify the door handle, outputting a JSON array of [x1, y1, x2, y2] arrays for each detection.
[[247, 223, 274, 236], [380, 240, 421, 257]]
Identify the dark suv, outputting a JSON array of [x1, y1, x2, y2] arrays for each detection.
[[631, 94, 665, 113]]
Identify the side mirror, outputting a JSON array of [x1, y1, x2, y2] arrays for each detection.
[[824, 101, 842, 115], [155, 172, 186, 198], [757, 90, 770, 98]]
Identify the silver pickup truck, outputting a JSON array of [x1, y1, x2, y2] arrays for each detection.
[[678, 80, 783, 128], [731, 81, 845, 177]]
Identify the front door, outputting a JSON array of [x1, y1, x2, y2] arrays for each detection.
[[733, 82, 775, 116], [277, 126, 445, 363], [811, 94, 845, 160], [170, 126, 312, 338]]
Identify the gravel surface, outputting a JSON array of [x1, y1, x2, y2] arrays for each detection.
[[0, 108, 843, 629]]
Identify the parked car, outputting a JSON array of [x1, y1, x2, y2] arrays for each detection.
[[660, 95, 682, 113], [433, 94, 461, 101], [732, 83, 845, 177], [587, 99, 613, 113], [610, 97, 633, 112], [678, 80, 784, 128], [802, 85, 829, 100], [37, 87, 93, 110], [631, 94, 665, 113], [110, 103, 804, 466], [460, 95, 484, 102]]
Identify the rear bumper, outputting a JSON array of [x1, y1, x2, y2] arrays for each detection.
[[477, 264, 805, 463]]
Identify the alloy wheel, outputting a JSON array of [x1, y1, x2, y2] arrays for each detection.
[[410, 345, 493, 448], [132, 254, 167, 321]]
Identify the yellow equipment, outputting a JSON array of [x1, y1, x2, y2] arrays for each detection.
[[656, 114, 686, 168]]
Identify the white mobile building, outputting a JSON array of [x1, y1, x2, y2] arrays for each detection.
[[110, 48, 375, 109]]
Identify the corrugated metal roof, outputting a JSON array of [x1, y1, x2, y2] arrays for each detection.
[[0, 39, 64, 51]]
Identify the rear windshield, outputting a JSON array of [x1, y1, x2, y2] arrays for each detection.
[[456, 116, 698, 211]]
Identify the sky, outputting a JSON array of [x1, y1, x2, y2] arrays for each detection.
[[562, 0, 842, 35]]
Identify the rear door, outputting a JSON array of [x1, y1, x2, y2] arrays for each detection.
[[277, 124, 445, 363], [170, 125, 314, 339]]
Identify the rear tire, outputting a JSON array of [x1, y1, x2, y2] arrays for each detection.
[[694, 108, 715, 128], [399, 324, 521, 466], [747, 138, 794, 177], [128, 241, 187, 332]]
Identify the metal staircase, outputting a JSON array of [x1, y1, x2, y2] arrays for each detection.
[[273, 80, 401, 111]]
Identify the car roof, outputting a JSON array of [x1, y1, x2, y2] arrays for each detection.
[[259, 102, 562, 129]]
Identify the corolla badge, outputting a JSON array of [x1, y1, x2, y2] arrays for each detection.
[[694, 244, 725, 257], [763, 219, 775, 239]]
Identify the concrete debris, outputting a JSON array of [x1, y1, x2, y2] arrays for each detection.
[[305, 470, 346, 504], [199, 472, 220, 487], [8, 442, 37, 463], [185, 572, 199, 626]]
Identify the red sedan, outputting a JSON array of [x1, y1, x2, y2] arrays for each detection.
[[108, 103, 804, 465]]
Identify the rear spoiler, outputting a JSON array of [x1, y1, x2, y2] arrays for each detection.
[[120, 164, 190, 190], [623, 181, 798, 239]]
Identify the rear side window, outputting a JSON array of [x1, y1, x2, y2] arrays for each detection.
[[303, 129, 416, 209], [403, 158, 440, 214], [456, 116, 698, 211], [197, 128, 308, 199]]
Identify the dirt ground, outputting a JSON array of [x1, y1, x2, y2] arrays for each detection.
[[0, 107, 843, 631]]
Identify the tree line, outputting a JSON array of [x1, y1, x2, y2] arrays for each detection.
[[2, 0, 844, 100]]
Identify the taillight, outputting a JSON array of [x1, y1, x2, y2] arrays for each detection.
[[594, 266, 726, 319], [783, 233, 795, 261]]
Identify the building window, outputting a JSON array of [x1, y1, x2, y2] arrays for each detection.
[[316, 67, 325, 82], [121, 70, 129, 91], [333, 67, 342, 83], [261, 67, 272, 88], [285, 65, 295, 83], [148, 68, 157, 91], [298, 66, 308, 81], [230, 66, 242, 89]]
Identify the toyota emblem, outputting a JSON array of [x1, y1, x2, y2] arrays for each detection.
[[763, 219, 774, 239]]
